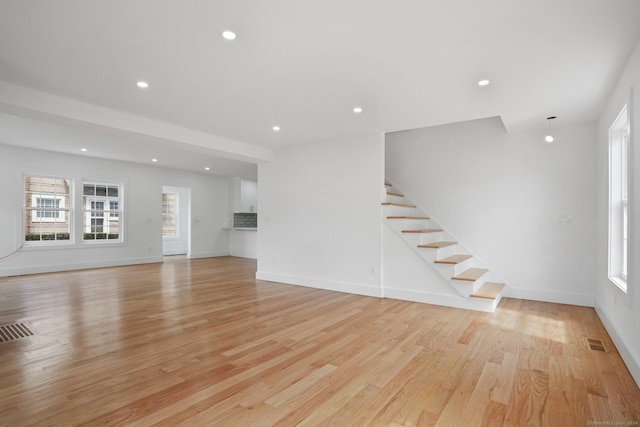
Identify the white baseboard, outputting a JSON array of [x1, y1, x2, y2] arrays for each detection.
[[228, 253, 257, 260], [503, 286, 595, 307], [256, 271, 382, 298], [384, 287, 498, 313], [256, 273, 497, 312], [0, 256, 164, 277], [595, 305, 640, 388], [189, 250, 230, 259], [162, 250, 188, 256]]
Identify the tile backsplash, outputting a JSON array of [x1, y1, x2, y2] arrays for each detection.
[[233, 212, 257, 228]]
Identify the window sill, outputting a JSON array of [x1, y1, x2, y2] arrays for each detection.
[[609, 276, 628, 293], [23, 241, 76, 251], [23, 240, 127, 250], [82, 240, 126, 248]]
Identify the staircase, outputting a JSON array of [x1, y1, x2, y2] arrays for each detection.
[[382, 180, 505, 312]]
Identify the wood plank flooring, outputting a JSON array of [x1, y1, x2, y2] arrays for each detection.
[[0, 256, 638, 426]]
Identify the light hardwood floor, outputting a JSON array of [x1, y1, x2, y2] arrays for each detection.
[[0, 256, 638, 426]]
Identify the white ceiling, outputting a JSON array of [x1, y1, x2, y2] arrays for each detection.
[[1, 0, 639, 175]]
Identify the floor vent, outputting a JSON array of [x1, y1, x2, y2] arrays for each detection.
[[586, 338, 606, 352], [0, 323, 35, 343]]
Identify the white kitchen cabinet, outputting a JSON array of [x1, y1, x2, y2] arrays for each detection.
[[240, 180, 257, 213], [232, 178, 258, 213]]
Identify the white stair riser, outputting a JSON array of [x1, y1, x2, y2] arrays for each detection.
[[398, 231, 444, 247], [452, 275, 488, 293], [382, 206, 419, 216], [433, 258, 474, 278], [417, 232, 446, 245], [433, 244, 460, 259], [473, 277, 488, 293], [452, 280, 474, 297], [385, 193, 407, 203], [385, 219, 434, 232], [472, 295, 501, 312]]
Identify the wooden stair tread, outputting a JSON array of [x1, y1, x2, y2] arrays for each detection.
[[384, 182, 392, 187], [418, 241, 457, 249], [452, 268, 488, 281], [435, 254, 472, 264], [471, 282, 505, 300], [381, 202, 416, 208], [387, 216, 430, 220], [386, 191, 404, 197], [401, 229, 443, 234]]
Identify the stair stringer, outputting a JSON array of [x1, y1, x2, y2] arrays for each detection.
[[382, 181, 506, 312]]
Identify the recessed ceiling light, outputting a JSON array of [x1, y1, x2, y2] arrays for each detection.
[[353, 107, 363, 114], [222, 31, 236, 40], [545, 135, 555, 143], [136, 81, 149, 89], [478, 79, 490, 86], [205, 167, 210, 171], [152, 158, 158, 162], [272, 126, 280, 131], [80, 148, 87, 152]]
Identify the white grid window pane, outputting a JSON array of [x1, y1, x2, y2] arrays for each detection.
[[83, 181, 122, 241]]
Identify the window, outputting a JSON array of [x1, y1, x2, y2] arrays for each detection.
[[162, 193, 177, 237], [109, 201, 119, 219], [83, 182, 122, 241], [24, 176, 71, 242], [608, 104, 630, 291], [33, 196, 63, 221]]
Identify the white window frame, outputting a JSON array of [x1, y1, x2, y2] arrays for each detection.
[[83, 181, 123, 243], [24, 175, 73, 245], [86, 198, 106, 233], [31, 195, 66, 223], [109, 200, 119, 220], [608, 104, 630, 292]]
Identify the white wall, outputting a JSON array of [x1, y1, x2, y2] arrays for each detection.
[[386, 116, 597, 306], [257, 133, 385, 297], [162, 186, 190, 256], [229, 230, 257, 259], [0, 143, 231, 277], [596, 39, 640, 386]]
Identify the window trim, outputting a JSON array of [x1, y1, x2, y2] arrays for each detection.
[[82, 181, 124, 243], [608, 103, 630, 293], [30, 195, 67, 223], [23, 174, 73, 245]]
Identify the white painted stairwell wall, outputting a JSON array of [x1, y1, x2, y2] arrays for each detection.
[[386, 116, 597, 306], [257, 133, 385, 296]]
